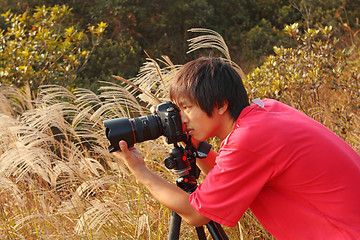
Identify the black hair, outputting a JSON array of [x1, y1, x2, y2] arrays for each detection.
[[170, 57, 249, 120]]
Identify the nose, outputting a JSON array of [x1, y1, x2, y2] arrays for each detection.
[[180, 110, 189, 124]]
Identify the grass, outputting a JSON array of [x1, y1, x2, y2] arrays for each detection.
[[0, 76, 271, 240], [0, 27, 358, 239]]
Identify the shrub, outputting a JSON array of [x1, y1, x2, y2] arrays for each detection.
[[248, 23, 360, 151], [0, 5, 106, 91]]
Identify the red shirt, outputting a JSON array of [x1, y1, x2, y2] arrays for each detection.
[[189, 99, 360, 239]]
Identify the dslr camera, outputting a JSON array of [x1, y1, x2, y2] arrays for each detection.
[[103, 102, 187, 152]]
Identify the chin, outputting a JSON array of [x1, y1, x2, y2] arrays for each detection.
[[193, 136, 205, 142]]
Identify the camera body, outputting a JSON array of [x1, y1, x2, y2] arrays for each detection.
[[103, 101, 187, 152]]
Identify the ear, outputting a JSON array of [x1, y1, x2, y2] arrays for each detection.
[[217, 101, 228, 115]]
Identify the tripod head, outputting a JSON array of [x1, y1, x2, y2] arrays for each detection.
[[164, 137, 229, 240], [164, 137, 201, 193]]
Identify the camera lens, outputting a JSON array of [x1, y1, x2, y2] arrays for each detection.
[[103, 102, 186, 153], [103, 114, 162, 152], [130, 115, 162, 143]]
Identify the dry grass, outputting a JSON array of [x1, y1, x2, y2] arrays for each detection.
[[0, 53, 269, 239], [2, 27, 358, 239], [0, 81, 176, 239]]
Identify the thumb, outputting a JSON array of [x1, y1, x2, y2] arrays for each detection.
[[119, 140, 129, 152]]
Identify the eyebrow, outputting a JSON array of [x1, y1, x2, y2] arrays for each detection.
[[178, 99, 192, 106]]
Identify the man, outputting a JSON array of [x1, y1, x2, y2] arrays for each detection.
[[113, 57, 360, 239]]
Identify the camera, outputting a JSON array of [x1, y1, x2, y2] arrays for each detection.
[[103, 101, 187, 152]]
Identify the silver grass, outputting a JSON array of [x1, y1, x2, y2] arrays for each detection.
[[73, 88, 102, 109], [70, 105, 96, 129], [0, 92, 15, 117], [75, 199, 124, 234], [73, 175, 116, 199], [0, 29, 249, 238], [187, 28, 231, 60], [98, 81, 145, 118], [131, 59, 182, 105], [37, 85, 77, 106], [113, 56, 182, 108], [187, 28, 247, 81], [91, 145, 127, 173], [13, 214, 57, 232], [56, 141, 107, 181], [0, 114, 21, 152], [128, 59, 164, 104], [0, 115, 59, 185], [136, 214, 150, 238], [157, 55, 175, 68], [0, 82, 34, 116], [0, 175, 22, 202], [77, 156, 107, 178], [9, 125, 56, 149], [0, 141, 57, 185], [21, 102, 78, 137]]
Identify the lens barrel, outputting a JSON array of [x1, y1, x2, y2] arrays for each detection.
[[103, 114, 162, 152], [130, 115, 162, 143], [103, 102, 186, 152]]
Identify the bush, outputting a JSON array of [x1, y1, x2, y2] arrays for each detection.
[[0, 5, 106, 91], [75, 35, 142, 93], [248, 23, 360, 151]]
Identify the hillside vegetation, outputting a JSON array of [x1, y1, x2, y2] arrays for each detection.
[[0, 2, 359, 239]]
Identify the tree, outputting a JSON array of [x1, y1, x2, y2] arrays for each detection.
[[0, 5, 106, 90]]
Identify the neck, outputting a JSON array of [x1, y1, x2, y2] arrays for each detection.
[[217, 114, 237, 141]]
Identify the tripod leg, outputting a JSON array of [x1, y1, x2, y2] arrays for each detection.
[[195, 226, 207, 239], [168, 211, 181, 240], [169, 211, 208, 240], [206, 221, 229, 240]]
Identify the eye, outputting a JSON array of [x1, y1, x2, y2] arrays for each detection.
[[183, 105, 192, 110], [179, 100, 193, 111]]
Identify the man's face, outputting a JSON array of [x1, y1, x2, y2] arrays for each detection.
[[177, 99, 222, 142]]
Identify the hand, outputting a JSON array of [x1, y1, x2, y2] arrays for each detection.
[[112, 140, 145, 171]]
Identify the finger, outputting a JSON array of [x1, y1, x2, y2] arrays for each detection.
[[113, 141, 132, 165], [112, 140, 129, 159]]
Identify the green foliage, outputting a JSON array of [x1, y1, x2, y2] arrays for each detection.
[[0, 1, 359, 239], [239, 18, 287, 60], [248, 23, 359, 149], [76, 34, 142, 93], [0, 5, 106, 90], [2, 0, 359, 78]]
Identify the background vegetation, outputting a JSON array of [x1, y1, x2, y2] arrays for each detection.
[[0, 0, 359, 239], [1, 0, 359, 90]]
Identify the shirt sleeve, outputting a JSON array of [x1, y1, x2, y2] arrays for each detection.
[[189, 137, 275, 227]]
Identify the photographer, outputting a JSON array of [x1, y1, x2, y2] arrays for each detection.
[[113, 57, 360, 239]]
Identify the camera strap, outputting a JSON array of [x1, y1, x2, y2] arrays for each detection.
[[196, 141, 212, 159]]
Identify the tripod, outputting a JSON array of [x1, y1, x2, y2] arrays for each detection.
[[164, 142, 229, 240]]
